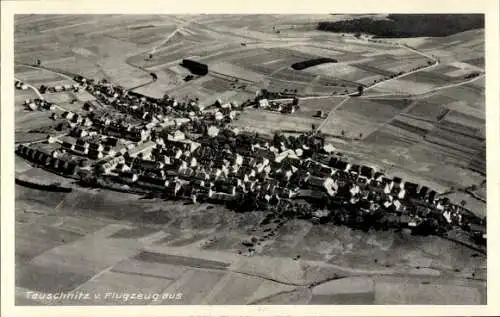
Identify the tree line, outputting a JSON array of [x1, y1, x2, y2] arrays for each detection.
[[317, 14, 484, 38]]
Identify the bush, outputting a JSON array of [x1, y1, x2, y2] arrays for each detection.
[[291, 58, 338, 70]]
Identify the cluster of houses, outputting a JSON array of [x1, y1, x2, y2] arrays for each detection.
[[15, 73, 486, 241], [256, 97, 300, 114], [15, 80, 29, 90], [23, 98, 56, 112], [73, 76, 195, 122], [39, 83, 80, 94]]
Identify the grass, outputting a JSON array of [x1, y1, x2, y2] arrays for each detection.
[[166, 270, 226, 304], [16, 223, 84, 265], [16, 262, 93, 293], [209, 273, 263, 304], [337, 98, 410, 123]]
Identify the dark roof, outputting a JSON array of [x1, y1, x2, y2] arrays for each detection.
[[469, 224, 486, 234], [404, 182, 419, 192], [297, 189, 327, 201], [74, 145, 86, 153], [419, 186, 429, 195], [350, 164, 360, 173], [333, 160, 348, 170], [138, 175, 166, 187], [360, 165, 374, 178], [88, 149, 101, 159], [89, 142, 102, 150], [381, 177, 392, 185], [105, 137, 119, 147], [428, 190, 437, 201]]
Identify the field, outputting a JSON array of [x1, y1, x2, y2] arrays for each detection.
[[14, 14, 487, 305], [14, 183, 486, 305], [232, 109, 323, 135]]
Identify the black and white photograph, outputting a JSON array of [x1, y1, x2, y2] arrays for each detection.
[[2, 1, 499, 315]]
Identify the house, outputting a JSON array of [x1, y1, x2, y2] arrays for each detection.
[[115, 163, 131, 173], [360, 165, 375, 179], [51, 158, 62, 170], [137, 175, 167, 190], [51, 150, 61, 158], [383, 179, 394, 194], [102, 145, 116, 157], [207, 189, 239, 203], [296, 189, 327, 202], [214, 180, 237, 196], [393, 176, 403, 187], [418, 186, 429, 200], [105, 137, 119, 147], [306, 175, 327, 189], [397, 188, 406, 199], [88, 142, 104, 152], [468, 223, 486, 236], [73, 144, 89, 155], [67, 162, 78, 176], [349, 164, 360, 175], [118, 171, 139, 183], [258, 99, 270, 108], [427, 190, 437, 203], [313, 165, 334, 177], [179, 167, 195, 179], [276, 186, 296, 199], [404, 182, 419, 198], [27, 103, 38, 111], [83, 118, 93, 127], [76, 139, 90, 149], [372, 170, 383, 179], [331, 159, 348, 171], [88, 149, 103, 160], [324, 177, 339, 196], [134, 158, 158, 171], [165, 181, 182, 197], [393, 199, 403, 211]]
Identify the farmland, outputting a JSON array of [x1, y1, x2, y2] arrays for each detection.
[[14, 14, 486, 305], [14, 185, 486, 305]]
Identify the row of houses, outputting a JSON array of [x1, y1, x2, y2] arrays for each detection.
[[16, 144, 80, 177], [39, 83, 80, 94]]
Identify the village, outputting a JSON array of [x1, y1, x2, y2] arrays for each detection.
[[15, 73, 487, 247]]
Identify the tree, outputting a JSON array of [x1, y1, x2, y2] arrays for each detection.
[[357, 85, 364, 96], [359, 133, 363, 139], [341, 130, 345, 137]]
